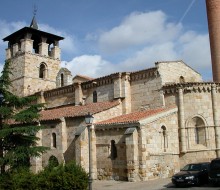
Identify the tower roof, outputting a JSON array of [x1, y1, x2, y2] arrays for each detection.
[[30, 15, 38, 29], [3, 27, 64, 44]]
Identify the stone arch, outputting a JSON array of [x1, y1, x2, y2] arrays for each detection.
[[48, 155, 59, 168], [186, 115, 208, 148], [39, 62, 47, 79]]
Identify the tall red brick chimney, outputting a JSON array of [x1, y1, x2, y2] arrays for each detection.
[[206, 0, 220, 82]]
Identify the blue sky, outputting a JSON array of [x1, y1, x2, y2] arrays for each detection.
[[0, 0, 212, 80]]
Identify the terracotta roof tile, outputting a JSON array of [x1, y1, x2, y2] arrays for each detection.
[[40, 100, 120, 121], [95, 106, 176, 126]]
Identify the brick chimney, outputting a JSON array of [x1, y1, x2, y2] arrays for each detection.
[[206, 0, 220, 82]]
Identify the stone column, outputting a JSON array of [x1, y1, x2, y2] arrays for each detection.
[[74, 82, 83, 105], [91, 125, 97, 179], [121, 73, 131, 114], [125, 129, 139, 182], [39, 42, 49, 56], [51, 46, 61, 60], [75, 128, 88, 170], [211, 84, 220, 156], [60, 117, 68, 153], [20, 39, 33, 53], [138, 126, 147, 181], [113, 73, 122, 99], [12, 43, 18, 56], [5, 48, 11, 59], [178, 87, 187, 153]]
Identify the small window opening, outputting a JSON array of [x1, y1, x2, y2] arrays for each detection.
[[61, 73, 64, 87], [179, 76, 185, 83], [39, 63, 46, 79], [93, 91, 97, 103], [52, 133, 57, 148], [161, 125, 167, 151], [110, 140, 117, 160]]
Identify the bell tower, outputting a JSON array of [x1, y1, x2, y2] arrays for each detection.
[[2, 16, 64, 96]]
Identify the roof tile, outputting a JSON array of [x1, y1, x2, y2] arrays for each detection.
[[95, 106, 176, 125], [40, 100, 120, 121]]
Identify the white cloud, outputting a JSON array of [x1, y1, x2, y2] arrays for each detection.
[[98, 11, 182, 53], [39, 24, 77, 54], [63, 55, 113, 78]]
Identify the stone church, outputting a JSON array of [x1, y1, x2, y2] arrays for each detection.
[[2, 0, 220, 182]]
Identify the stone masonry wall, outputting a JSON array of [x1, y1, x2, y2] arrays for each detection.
[[130, 76, 163, 112], [9, 52, 60, 96], [142, 111, 180, 180], [83, 83, 114, 104], [157, 61, 202, 85], [95, 127, 127, 180]]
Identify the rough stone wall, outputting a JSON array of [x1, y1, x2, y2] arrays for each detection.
[[157, 61, 202, 85], [84, 84, 114, 104], [9, 52, 60, 96], [130, 76, 163, 112], [93, 102, 122, 123], [95, 128, 127, 180], [183, 90, 216, 150], [41, 121, 64, 167], [141, 112, 180, 180], [44, 91, 75, 108], [179, 151, 216, 168]]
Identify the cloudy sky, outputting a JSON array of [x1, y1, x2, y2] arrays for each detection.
[[0, 0, 212, 80]]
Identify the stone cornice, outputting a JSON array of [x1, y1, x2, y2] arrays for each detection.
[[43, 84, 75, 98], [163, 82, 219, 94], [130, 68, 157, 82], [8, 51, 60, 61]]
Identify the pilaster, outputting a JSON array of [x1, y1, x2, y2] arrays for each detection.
[[125, 128, 139, 182], [178, 87, 187, 153]]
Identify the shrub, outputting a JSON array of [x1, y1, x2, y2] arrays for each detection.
[[0, 161, 88, 190]]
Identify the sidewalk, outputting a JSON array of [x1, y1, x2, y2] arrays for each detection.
[[93, 178, 172, 190]]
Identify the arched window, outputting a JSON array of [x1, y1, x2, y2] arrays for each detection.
[[188, 116, 206, 147], [93, 91, 97, 103], [48, 155, 59, 168], [110, 140, 117, 160], [39, 63, 47, 79], [61, 73, 64, 87], [179, 76, 185, 83], [52, 133, 57, 148], [161, 125, 167, 151]]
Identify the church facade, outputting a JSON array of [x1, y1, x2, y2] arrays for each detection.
[[2, 1, 220, 181]]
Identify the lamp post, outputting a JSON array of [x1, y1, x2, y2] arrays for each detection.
[[0, 92, 4, 173], [85, 112, 94, 190]]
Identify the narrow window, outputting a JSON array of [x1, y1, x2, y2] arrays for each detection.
[[110, 140, 117, 160], [179, 76, 185, 83], [61, 73, 64, 87], [39, 63, 47, 79], [52, 133, 57, 148], [161, 126, 167, 151], [93, 91, 97, 103]]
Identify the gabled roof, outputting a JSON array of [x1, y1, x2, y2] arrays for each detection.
[[40, 100, 120, 121], [95, 106, 177, 126]]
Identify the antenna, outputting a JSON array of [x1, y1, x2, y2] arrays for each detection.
[[33, 4, 37, 17]]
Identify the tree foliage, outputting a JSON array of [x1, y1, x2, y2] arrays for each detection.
[[0, 60, 49, 172], [0, 161, 88, 190]]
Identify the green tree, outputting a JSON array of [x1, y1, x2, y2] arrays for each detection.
[[0, 60, 49, 173]]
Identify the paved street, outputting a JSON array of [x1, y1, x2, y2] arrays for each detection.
[[93, 178, 220, 190]]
